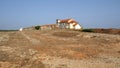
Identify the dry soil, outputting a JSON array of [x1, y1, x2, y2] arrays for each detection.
[[0, 29, 120, 68]]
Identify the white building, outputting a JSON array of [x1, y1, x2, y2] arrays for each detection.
[[56, 18, 82, 30]]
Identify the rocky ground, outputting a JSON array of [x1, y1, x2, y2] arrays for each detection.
[[0, 29, 120, 68]]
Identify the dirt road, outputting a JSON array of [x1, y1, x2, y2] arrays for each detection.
[[0, 30, 120, 68]]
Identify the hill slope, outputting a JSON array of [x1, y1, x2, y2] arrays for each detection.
[[0, 30, 120, 68]]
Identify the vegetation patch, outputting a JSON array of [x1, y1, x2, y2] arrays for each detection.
[[0, 30, 18, 32], [35, 26, 41, 30], [82, 29, 94, 32]]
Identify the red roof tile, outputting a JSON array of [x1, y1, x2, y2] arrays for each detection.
[[59, 19, 78, 24]]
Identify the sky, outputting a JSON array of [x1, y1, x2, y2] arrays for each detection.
[[0, 0, 120, 30]]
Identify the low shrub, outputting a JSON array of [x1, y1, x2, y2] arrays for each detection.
[[35, 26, 41, 30], [82, 29, 94, 32]]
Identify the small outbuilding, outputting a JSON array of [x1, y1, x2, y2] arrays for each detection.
[[40, 24, 57, 30]]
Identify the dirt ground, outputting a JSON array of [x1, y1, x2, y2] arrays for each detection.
[[0, 29, 120, 68]]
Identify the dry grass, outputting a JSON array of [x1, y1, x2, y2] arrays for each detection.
[[52, 32, 79, 37], [0, 30, 120, 68]]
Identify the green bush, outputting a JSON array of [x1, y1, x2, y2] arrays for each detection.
[[35, 26, 40, 30], [82, 29, 93, 32]]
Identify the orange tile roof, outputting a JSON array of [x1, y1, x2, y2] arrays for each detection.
[[59, 18, 78, 26], [73, 23, 78, 26]]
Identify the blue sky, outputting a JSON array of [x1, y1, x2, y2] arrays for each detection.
[[0, 0, 120, 30]]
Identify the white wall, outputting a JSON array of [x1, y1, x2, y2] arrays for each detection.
[[69, 23, 74, 29], [75, 24, 82, 30]]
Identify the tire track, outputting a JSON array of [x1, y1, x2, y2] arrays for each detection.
[[20, 32, 40, 45]]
